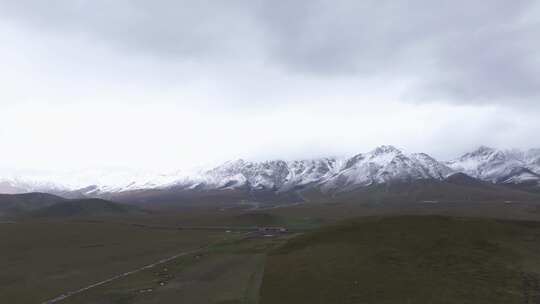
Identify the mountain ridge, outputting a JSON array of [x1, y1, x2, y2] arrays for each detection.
[[1, 145, 539, 198]]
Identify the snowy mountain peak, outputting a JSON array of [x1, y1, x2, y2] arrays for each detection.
[[218, 159, 250, 169], [526, 149, 540, 166], [472, 145, 496, 154], [459, 146, 500, 160], [2, 145, 540, 196], [340, 146, 403, 171], [369, 145, 403, 156], [447, 147, 540, 184], [317, 147, 452, 192]]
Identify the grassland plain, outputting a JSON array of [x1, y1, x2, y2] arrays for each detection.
[[0, 220, 226, 303], [260, 215, 540, 304], [61, 234, 290, 304], [5, 200, 540, 304]]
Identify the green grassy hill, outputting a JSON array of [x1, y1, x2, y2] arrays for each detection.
[[260, 216, 540, 304], [0, 192, 66, 216], [302, 178, 540, 204], [30, 198, 146, 218]]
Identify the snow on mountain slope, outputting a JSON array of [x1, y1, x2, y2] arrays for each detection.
[[526, 149, 540, 174], [194, 157, 344, 191], [319, 146, 453, 192], [0, 168, 189, 195], [446, 146, 540, 184], [0, 182, 22, 194], [0, 172, 70, 194], [280, 158, 344, 191], [410, 153, 455, 179], [197, 159, 289, 190], [2, 145, 539, 196], [189, 146, 447, 194]]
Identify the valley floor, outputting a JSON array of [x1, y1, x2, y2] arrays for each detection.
[[260, 216, 540, 304], [0, 220, 226, 303], [3, 201, 540, 304]]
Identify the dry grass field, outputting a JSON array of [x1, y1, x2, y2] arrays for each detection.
[[260, 216, 540, 304], [0, 220, 225, 303], [4, 199, 540, 304]]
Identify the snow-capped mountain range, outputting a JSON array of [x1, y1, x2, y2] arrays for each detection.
[[446, 146, 540, 184], [1, 145, 539, 196]]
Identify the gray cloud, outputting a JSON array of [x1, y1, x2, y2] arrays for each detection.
[[1, 0, 538, 107], [1, 1, 540, 172], [0, 0, 261, 61], [257, 0, 540, 105]]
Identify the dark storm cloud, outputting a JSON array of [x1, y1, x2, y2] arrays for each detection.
[[1, 0, 539, 105]]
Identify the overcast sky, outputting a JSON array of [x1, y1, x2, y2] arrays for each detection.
[[1, 0, 539, 171]]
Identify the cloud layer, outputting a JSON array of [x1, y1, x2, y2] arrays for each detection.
[[0, 1, 539, 171], [3, 0, 539, 104]]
